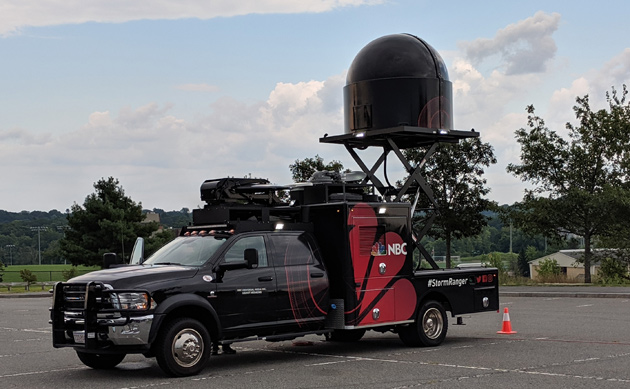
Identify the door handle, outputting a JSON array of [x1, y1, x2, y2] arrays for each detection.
[[311, 272, 324, 278], [258, 276, 273, 282]]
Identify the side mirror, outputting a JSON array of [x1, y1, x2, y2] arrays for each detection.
[[129, 237, 145, 265], [103, 253, 121, 269], [216, 248, 260, 272], [244, 248, 259, 269], [218, 261, 248, 271]]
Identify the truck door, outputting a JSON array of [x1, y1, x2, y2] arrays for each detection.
[[212, 235, 278, 332], [269, 232, 329, 331]]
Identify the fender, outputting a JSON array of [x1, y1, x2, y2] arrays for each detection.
[[149, 293, 221, 344], [416, 290, 452, 315]]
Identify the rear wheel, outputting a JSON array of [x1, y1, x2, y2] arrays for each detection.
[[154, 317, 211, 377], [76, 351, 126, 369], [327, 328, 366, 342], [398, 300, 448, 347]]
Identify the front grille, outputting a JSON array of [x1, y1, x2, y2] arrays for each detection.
[[51, 281, 152, 348], [61, 283, 88, 311]]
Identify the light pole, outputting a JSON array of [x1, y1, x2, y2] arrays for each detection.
[[57, 225, 70, 264], [30, 226, 47, 265], [5, 244, 15, 266]]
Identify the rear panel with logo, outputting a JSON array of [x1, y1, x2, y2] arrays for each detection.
[[346, 203, 417, 327], [415, 268, 500, 314], [307, 202, 417, 329]]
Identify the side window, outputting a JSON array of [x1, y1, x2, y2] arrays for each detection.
[[270, 233, 314, 266], [224, 236, 268, 267]]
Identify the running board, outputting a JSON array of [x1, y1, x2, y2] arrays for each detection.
[[220, 330, 332, 344]]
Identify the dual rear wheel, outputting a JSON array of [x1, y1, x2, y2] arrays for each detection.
[[398, 300, 448, 347]]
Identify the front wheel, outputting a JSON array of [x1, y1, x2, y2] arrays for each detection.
[[154, 317, 211, 377], [398, 300, 448, 347], [76, 351, 126, 369]]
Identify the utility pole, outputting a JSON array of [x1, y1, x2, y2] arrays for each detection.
[[509, 220, 513, 254], [30, 226, 47, 265], [5, 244, 15, 266], [57, 225, 70, 264]]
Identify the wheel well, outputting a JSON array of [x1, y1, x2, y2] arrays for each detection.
[[419, 292, 452, 314], [162, 306, 219, 341]]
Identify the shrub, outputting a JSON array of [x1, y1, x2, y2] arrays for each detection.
[[19, 269, 38, 290], [536, 258, 562, 282], [62, 266, 79, 281], [596, 257, 630, 284], [482, 253, 507, 280]]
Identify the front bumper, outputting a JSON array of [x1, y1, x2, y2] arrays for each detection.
[[50, 281, 154, 350], [106, 314, 153, 345]]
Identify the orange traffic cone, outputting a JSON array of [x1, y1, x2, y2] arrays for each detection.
[[497, 307, 517, 334]]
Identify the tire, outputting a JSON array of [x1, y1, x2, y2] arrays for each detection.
[[398, 300, 448, 347], [76, 351, 126, 369], [154, 317, 211, 377], [327, 328, 366, 342]]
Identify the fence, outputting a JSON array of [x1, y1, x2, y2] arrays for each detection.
[[0, 270, 93, 283], [0, 282, 56, 292]]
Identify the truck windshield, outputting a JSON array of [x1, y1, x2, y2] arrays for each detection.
[[143, 236, 228, 267]]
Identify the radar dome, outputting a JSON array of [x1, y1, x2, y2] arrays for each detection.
[[343, 34, 453, 133]]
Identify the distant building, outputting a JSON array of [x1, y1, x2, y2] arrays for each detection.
[[142, 212, 160, 224], [142, 211, 165, 237], [529, 249, 601, 281]]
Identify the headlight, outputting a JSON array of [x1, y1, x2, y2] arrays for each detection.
[[110, 292, 153, 310]]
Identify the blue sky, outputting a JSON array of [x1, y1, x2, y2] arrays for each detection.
[[1, 0, 630, 212]]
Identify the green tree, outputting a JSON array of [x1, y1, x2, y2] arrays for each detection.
[[516, 248, 528, 277], [404, 138, 497, 268], [59, 177, 158, 267], [507, 86, 630, 283], [517, 247, 534, 278], [596, 256, 630, 284], [19, 269, 37, 290], [0, 260, 4, 282], [289, 155, 345, 182]]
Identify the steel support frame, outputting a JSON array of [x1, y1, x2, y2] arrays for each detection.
[[343, 138, 441, 270]]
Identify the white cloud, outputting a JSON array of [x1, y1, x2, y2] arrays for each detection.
[[451, 13, 564, 205], [0, 0, 381, 36], [0, 73, 349, 211], [451, 57, 542, 129], [452, 32, 630, 205], [546, 49, 630, 131], [459, 11, 561, 75], [0, 127, 52, 145], [3, 9, 629, 212]]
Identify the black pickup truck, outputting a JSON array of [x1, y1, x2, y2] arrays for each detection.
[[50, 33, 500, 377], [51, 176, 499, 377]]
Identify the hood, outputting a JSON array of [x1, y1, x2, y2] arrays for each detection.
[[68, 265, 199, 290]]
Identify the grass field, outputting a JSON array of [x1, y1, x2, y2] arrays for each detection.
[[0, 264, 98, 283]]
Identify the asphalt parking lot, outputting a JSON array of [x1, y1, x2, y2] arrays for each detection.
[[1, 288, 629, 388]]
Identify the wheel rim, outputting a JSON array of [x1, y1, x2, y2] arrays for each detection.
[[422, 307, 443, 340], [171, 328, 204, 368]]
